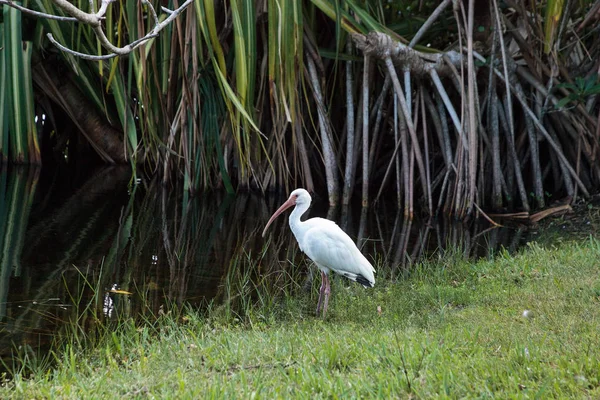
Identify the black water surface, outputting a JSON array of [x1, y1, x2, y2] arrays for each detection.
[[0, 166, 526, 369]]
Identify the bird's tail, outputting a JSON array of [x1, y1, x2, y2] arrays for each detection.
[[355, 273, 375, 288], [340, 271, 375, 288]]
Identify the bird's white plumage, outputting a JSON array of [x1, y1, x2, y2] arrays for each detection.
[[286, 189, 375, 287], [262, 188, 376, 316], [302, 218, 375, 284]]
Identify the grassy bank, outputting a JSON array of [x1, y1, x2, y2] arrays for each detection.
[[2, 238, 600, 398]]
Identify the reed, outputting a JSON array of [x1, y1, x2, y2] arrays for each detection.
[[2, 0, 599, 216], [0, 7, 40, 164]]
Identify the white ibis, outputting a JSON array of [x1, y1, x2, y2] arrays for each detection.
[[262, 188, 375, 317]]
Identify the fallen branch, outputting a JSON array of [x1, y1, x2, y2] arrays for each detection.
[[488, 204, 572, 223], [474, 203, 502, 227], [487, 211, 530, 221], [529, 204, 572, 223]]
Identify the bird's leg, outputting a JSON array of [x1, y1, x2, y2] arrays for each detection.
[[322, 274, 331, 318], [316, 271, 326, 316]]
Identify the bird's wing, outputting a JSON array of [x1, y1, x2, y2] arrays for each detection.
[[302, 220, 375, 286]]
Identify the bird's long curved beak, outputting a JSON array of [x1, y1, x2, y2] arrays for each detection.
[[262, 197, 295, 237]]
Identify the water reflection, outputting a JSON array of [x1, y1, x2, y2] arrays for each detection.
[[0, 166, 525, 367]]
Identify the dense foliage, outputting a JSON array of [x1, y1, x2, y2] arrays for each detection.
[[1, 0, 599, 216]]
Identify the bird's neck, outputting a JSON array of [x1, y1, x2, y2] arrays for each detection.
[[289, 201, 310, 244]]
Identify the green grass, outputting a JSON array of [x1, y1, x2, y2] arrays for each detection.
[[2, 239, 600, 398]]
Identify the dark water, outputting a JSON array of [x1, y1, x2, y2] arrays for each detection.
[[0, 166, 526, 367]]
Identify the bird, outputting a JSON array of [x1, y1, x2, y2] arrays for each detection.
[[262, 188, 375, 317]]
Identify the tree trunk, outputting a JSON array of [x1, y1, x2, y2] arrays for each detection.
[[32, 57, 128, 164]]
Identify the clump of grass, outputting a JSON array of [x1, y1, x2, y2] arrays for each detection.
[[207, 247, 308, 326], [2, 238, 600, 398]]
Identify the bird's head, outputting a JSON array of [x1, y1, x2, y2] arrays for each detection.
[[289, 188, 311, 206], [262, 188, 312, 237]]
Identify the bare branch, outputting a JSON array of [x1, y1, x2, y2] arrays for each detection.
[[2, 0, 193, 60], [47, 33, 119, 61], [0, 0, 77, 21], [51, 0, 102, 25], [142, 0, 160, 28]]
